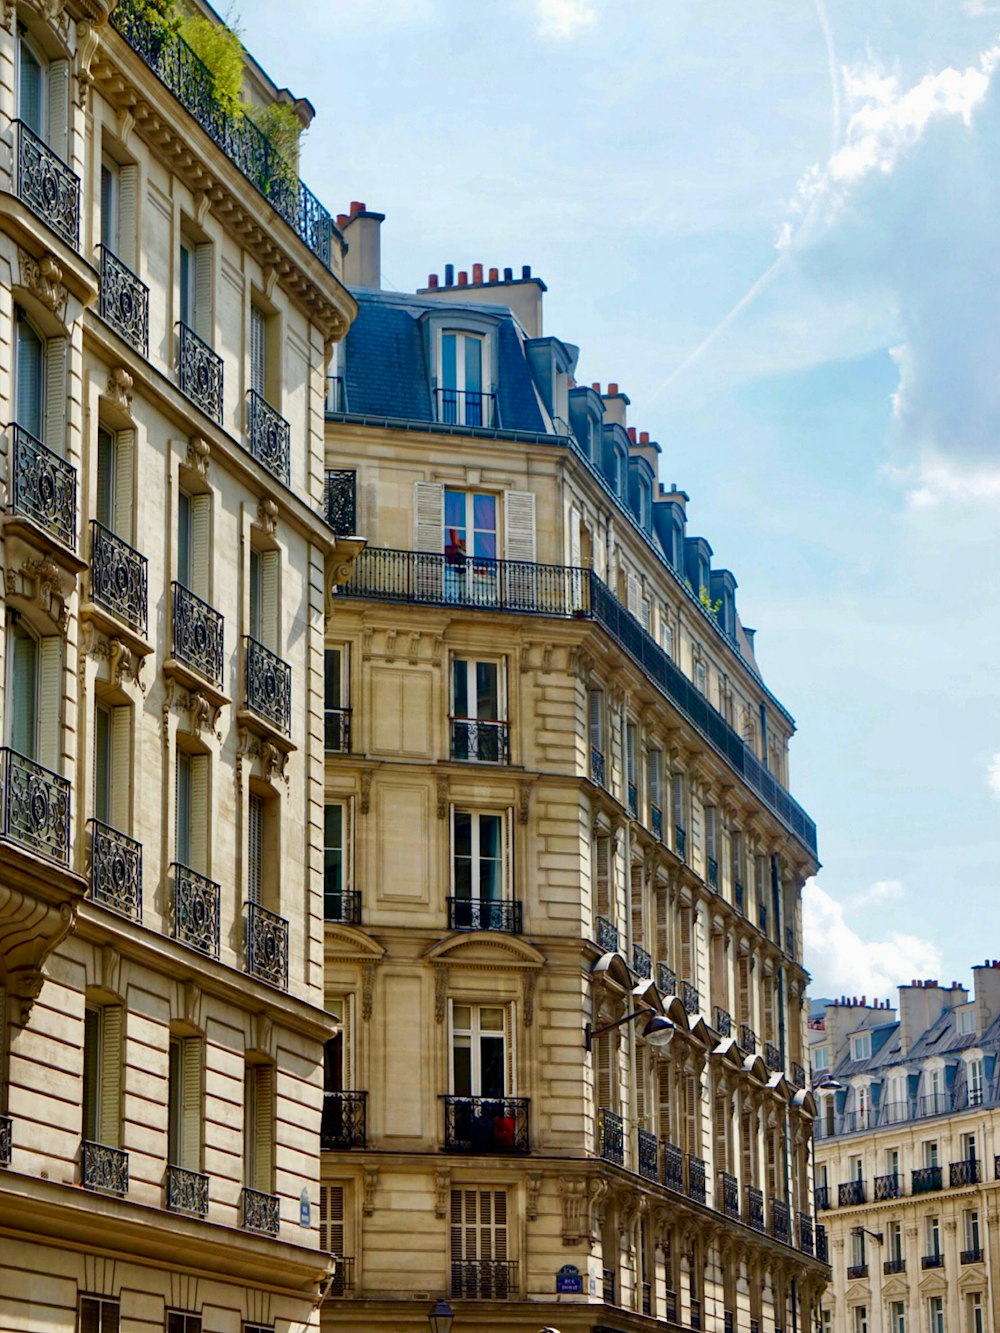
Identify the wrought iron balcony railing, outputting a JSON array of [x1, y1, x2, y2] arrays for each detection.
[[246, 390, 290, 484], [590, 745, 605, 787], [691, 1298, 702, 1331], [171, 863, 220, 957], [912, 1165, 942, 1195], [714, 1007, 733, 1037], [790, 1062, 806, 1088], [434, 387, 497, 428], [245, 901, 289, 990], [325, 707, 352, 753], [874, 1172, 901, 1201], [846, 1264, 868, 1280], [602, 1267, 615, 1304], [627, 782, 638, 818], [724, 1311, 734, 1333], [82, 1140, 128, 1195], [324, 468, 357, 535], [675, 823, 687, 860], [13, 120, 80, 247], [687, 1154, 707, 1204], [448, 896, 522, 934], [632, 942, 652, 977], [758, 904, 768, 935], [816, 1224, 829, 1264], [798, 1211, 814, 1255], [324, 885, 361, 924], [961, 1247, 984, 1264], [950, 1157, 981, 1187], [0, 748, 70, 864], [662, 1139, 684, 1192], [244, 636, 291, 733], [665, 1289, 678, 1323], [739, 1024, 757, 1053], [771, 1197, 791, 1244], [764, 1041, 782, 1072], [112, 1, 333, 267], [328, 1256, 355, 1296], [637, 1127, 658, 1180], [451, 1259, 516, 1301], [879, 1099, 911, 1125], [171, 582, 224, 686], [88, 819, 142, 921], [917, 1092, 952, 1118], [241, 1185, 279, 1236], [97, 245, 149, 354], [650, 803, 663, 840], [598, 1107, 624, 1166], [0, 1114, 9, 1167], [657, 963, 676, 995], [444, 1095, 529, 1153], [642, 1282, 651, 1316], [680, 980, 699, 1014], [596, 916, 619, 953], [9, 423, 77, 550], [450, 717, 510, 763], [177, 322, 223, 422], [745, 1184, 765, 1231], [883, 1257, 905, 1275], [839, 1178, 866, 1206], [734, 881, 745, 913], [995, 1154, 1000, 1180], [719, 1170, 739, 1218], [91, 521, 148, 634], [707, 856, 718, 888], [921, 1253, 944, 1269], [814, 1184, 830, 1210], [321, 1090, 367, 1150], [166, 1164, 209, 1216], [785, 925, 795, 956]]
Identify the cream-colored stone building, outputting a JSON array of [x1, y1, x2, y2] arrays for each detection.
[[0, 2, 358, 1330], [813, 967, 1000, 1333], [319, 234, 829, 1330]]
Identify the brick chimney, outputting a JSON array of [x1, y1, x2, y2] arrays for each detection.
[[821, 996, 893, 1065], [417, 263, 547, 338], [897, 979, 966, 1056], [341, 201, 385, 289], [600, 383, 629, 429]]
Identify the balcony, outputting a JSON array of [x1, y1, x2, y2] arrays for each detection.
[[166, 1164, 209, 1216], [665, 1290, 678, 1323], [451, 1259, 516, 1301], [598, 1107, 624, 1166], [321, 1091, 367, 1150], [916, 1092, 952, 1118], [329, 1256, 355, 1297], [0, 748, 70, 865], [642, 1282, 651, 1316], [445, 1095, 529, 1153], [662, 1139, 684, 1192], [325, 886, 362, 925], [91, 521, 148, 635], [691, 1298, 702, 1331], [839, 1179, 866, 1206], [912, 1164, 942, 1195], [241, 1185, 279, 1237], [950, 1157, 981, 1187], [764, 1041, 782, 1072], [734, 881, 745, 913], [714, 1007, 733, 1037], [324, 469, 357, 535], [798, 1212, 814, 1255], [112, 1, 333, 267], [637, 1127, 658, 1180], [8, 423, 77, 552], [687, 1154, 707, 1204], [596, 916, 619, 953], [680, 980, 700, 1014], [96, 245, 148, 355], [88, 820, 142, 921], [874, 1173, 901, 1201], [602, 1267, 615, 1305], [883, 1257, 905, 1275], [707, 856, 718, 889], [245, 390, 290, 484], [879, 1099, 911, 1125], [325, 707, 351, 753], [785, 926, 795, 956], [632, 942, 652, 978], [448, 897, 522, 934], [450, 717, 510, 764], [719, 1170, 739, 1218], [171, 582, 224, 687], [337, 550, 818, 855], [745, 1184, 765, 1231], [921, 1253, 944, 1270], [739, 1024, 758, 1054], [627, 782, 638, 818], [434, 388, 497, 428], [0, 1114, 9, 1167], [650, 803, 663, 840], [995, 1154, 1000, 1180], [657, 962, 676, 995], [245, 901, 289, 990], [177, 322, 223, 423], [758, 904, 768, 935], [171, 863, 220, 957], [961, 1247, 984, 1265], [243, 636, 292, 735], [675, 823, 687, 860], [790, 1062, 806, 1089], [590, 746, 606, 787], [771, 1198, 791, 1245], [846, 1264, 868, 1280], [13, 120, 80, 248], [82, 1141, 128, 1195], [814, 1184, 830, 1210]]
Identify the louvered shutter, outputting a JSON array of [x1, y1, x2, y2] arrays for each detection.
[[248, 794, 262, 905], [656, 889, 670, 978], [15, 315, 44, 439], [451, 1187, 475, 1262], [261, 550, 279, 651], [684, 1074, 698, 1157], [413, 482, 444, 551], [569, 506, 581, 566], [43, 336, 67, 456], [109, 705, 130, 832], [96, 429, 114, 529], [741, 1106, 754, 1184], [37, 635, 62, 772], [180, 1038, 202, 1170], [766, 1130, 778, 1194], [189, 754, 208, 874], [714, 1084, 728, 1172], [99, 1006, 123, 1148], [594, 836, 610, 919], [596, 1031, 613, 1114], [118, 165, 137, 269], [679, 908, 692, 982], [320, 1184, 345, 1254], [252, 1065, 274, 1191], [738, 958, 750, 1024], [627, 570, 642, 618], [189, 494, 211, 600], [47, 60, 69, 160], [763, 981, 774, 1044], [250, 305, 266, 397], [636, 1044, 648, 1128], [503, 1003, 516, 1096], [194, 243, 213, 344], [658, 1064, 671, 1140], [503, 491, 536, 562], [489, 1189, 508, 1260], [113, 431, 135, 541], [631, 863, 644, 961]]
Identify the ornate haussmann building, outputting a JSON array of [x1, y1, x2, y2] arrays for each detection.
[[812, 966, 1000, 1333]]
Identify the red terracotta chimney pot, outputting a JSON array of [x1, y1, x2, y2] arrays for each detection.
[[458, 271, 468, 286], [608, 381, 619, 395], [336, 214, 349, 228], [350, 200, 365, 216], [627, 427, 637, 443], [428, 274, 439, 288], [591, 382, 601, 393], [640, 431, 650, 445], [472, 263, 484, 283], [488, 267, 499, 282]]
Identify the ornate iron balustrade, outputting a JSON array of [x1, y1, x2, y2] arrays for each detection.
[[691, 1298, 702, 1331], [950, 1157, 981, 1187], [734, 881, 745, 913], [724, 1312, 734, 1333], [245, 390, 290, 484], [591, 746, 606, 786], [596, 916, 619, 952], [961, 1247, 984, 1264], [177, 322, 223, 423], [785, 925, 795, 956], [917, 1092, 952, 1118], [627, 782, 638, 818], [641, 1282, 651, 1316], [325, 707, 351, 753], [840, 1109, 875, 1133], [707, 856, 718, 888], [665, 1290, 678, 1323], [322, 1091, 367, 1150], [434, 387, 498, 428], [745, 1184, 765, 1231], [714, 1007, 732, 1037], [839, 1178, 866, 1206], [798, 1212, 814, 1255], [599, 1107, 624, 1166], [846, 1264, 868, 1280], [687, 1154, 707, 1204], [602, 1268, 615, 1304], [650, 803, 663, 840], [245, 901, 289, 990], [171, 862, 220, 957], [324, 469, 357, 535], [719, 1171, 739, 1218], [662, 1140, 684, 1192], [883, 1257, 905, 1275], [450, 1259, 517, 1300], [88, 819, 142, 921], [0, 748, 70, 864], [324, 886, 361, 925], [632, 942, 652, 977], [9, 423, 77, 550], [448, 897, 522, 934], [13, 120, 80, 247], [450, 718, 510, 763], [922, 1254, 944, 1269], [739, 1024, 757, 1053], [771, 1198, 791, 1244], [244, 636, 292, 733], [879, 1098, 911, 1125], [112, 2, 333, 267], [675, 823, 687, 860], [657, 963, 676, 995], [637, 1127, 658, 1180], [758, 904, 768, 935], [816, 1224, 829, 1264], [91, 521, 148, 633], [329, 1256, 355, 1296], [912, 1165, 942, 1195], [814, 1184, 830, 1210], [0, 1114, 10, 1167], [241, 1185, 279, 1236], [764, 1041, 781, 1072], [97, 245, 149, 354], [166, 1164, 209, 1215], [680, 980, 699, 1014], [995, 1154, 1000, 1180], [82, 1141, 128, 1194], [874, 1172, 901, 1201], [790, 1062, 806, 1089], [171, 582, 224, 686]]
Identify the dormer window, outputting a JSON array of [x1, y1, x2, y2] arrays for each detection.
[[439, 331, 492, 427], [636, 479, 651, 530], [851, 1032, 871, 1061]]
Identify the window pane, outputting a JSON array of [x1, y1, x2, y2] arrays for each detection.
[[176, 752, 191, 864], [480, 1034, 504, 1098], [9, 625, 38, 758], [452, 1035, 472, 1096], [15, 315, 44, 440], [442, 333, 457, 389], [94, 704, 110, 824], [168, 1039, 182, 1165], [479, 815, 502, 899], [177, 491, 191, 588], [18, 41, 43, 134], [452, 659, 469, 717], [325, 649, 342, 708], [464, 336, 482, 393], [179, 244, 192, 328], [475, 662, 499, 719], [472, 494, 496, 559], [249, 548, 261, 641]]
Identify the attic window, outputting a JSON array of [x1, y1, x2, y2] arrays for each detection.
[[851, 1032, 872, 1061], [958, 1008, 975, 1035], [437, 331, 493, 427]]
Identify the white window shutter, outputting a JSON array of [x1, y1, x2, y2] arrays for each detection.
[[189, 494, 211, 600], [320, 1184, 345, 1254], [47, 60, 69, 160], [99, 1006, 123, 1148], [37, 635, 62, 772], [110, 705, 130, 833], [43, 336, 67, 456], [503, 1003, 516, 1096], [627, 571, 642, 618], [261, 550, 279, 651], [250, 305, 266, 398], [504, 490, 536, 562], [253, 1065, 274, 1191], [113, 430, 135, 540], [189, 753, 208, 874], [194, 243, 214, 344], [568, 505, 581, 567], [413, 481, 444, 552], [248, 793, 262, 905], [118, 165, 138, 270], [341, 996, 354, 1088], [180, 1037, 202, 1170]]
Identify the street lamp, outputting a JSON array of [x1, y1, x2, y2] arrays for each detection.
[[428, 1299, 454, 1333], [585, 1011, 675, 1051]]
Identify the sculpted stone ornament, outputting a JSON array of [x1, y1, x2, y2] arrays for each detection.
[[105, 366, 134, 415], [186, 435, 211, 478], [255, 496, 279, 537], [557, 1175, 589, 1245], [18, 249, 67, 318], [6, 556, 70, 631]]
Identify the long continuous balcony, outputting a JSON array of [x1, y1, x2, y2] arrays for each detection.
[[451, 1259, 517, 1301], [0, 748, 70, 865], [8, 423, 77, 551], [338, 549, 817, 855], [166, 1164, 209, 1216], [245, 901, 289, 989], [448, 896, 522, 934], [91, 521, 148, 634], [176, 323, 223, 423], [112, 1, 334, 267], [97, 245, 149, 355], [88, 820, 142, 921], [444, 1095, 529, 1154], [13, 120, 80, 248], [322, 1091, 367, 1150]]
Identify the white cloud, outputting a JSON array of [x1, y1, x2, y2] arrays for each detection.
[[535, 0, 596, 40], [803, 879, 941, 998], [862, 879, 905, 905], [988, 753, 1000, 799]]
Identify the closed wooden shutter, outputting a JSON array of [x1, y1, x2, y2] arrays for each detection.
[[450, 1188, 507, 1262], [113, 430, 135, 541], [588, 689, 603, 752], [627, 570, 641, 617], [741, 1106, 754, 1184], [763, 980, 774, 1043], [248, 793, 263, 905], [679, 907, 692, 982], [713, 1083, 728, 1172], [188, 754, 208, 874], [37, 635, 62, 772], [658, 1064, 671, 1140], [118, 165, 138, 269], [503, 1003, 516, 1096], [189, 494, 211, 600], [413, 481, 444, 552], [99, 1006, 123, 1148], [594, 836, 610, 919], [503, 491, 536, 562], [43, 336, 67, 455], [247, 1064, 274, 1191], [683, 1073, 698, 1157], [194, 243, 213, 344], [47, 59, 69, 159], [738, 957, 750, 1025], [630, 863, 644, 959], [636, 1044, 648, 1127], [596, 1033, 613, 1112], [180, 1038, 202, 1170], [110, 705, 130, 833], [250, 305, 266, 397], [261, 550, 279, 651], [656, 888, 670, 977], [766, 1129, 778, 1195], [320, 1184, 345, 1254], [568, 506, 581, 566]]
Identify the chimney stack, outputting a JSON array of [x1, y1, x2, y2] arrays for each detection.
[[341, 202, 386, 289], [416, 262, 548, 338]]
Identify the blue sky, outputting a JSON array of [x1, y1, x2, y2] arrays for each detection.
[[239, 0, 1000, 998]]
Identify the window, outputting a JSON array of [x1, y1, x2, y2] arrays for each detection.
[[852, 1308, 867, 1333], [93, 700, 130, 831], [175, 751, 208, 872], [968, 1058, 984, 1106], [887, 1220, 903, 1261], [82, 1005, 123, 1147], [890, 1302, 905, 1333], [247, 793, 263, 906], [324, 998, 352, 1093], [452, 811, 505, 921], [319, 1184, 346, 1269], [694, 659, 707, 694], [965, 1208, 980, 1251], [177, 489, 210, 599], [452, 658, 505, 762], [705, 805, 718, 883], [588, 688, 604, 766], [14, 307, 45, 441], [969, 1293, 984, 1333], [850, 1032, 872, 1061], [927, 1216, 941, 1257], [450, 1188, 510, 1299], [661, 621, 673, 658], [625, 721, 637, 807], [925, 1140, 939, 1167], [849, 1155, 863, 1182], [613, 446, 626, 496], [244, 1063, 274, 1192], [961, 1130, 977, 1161], [99, 152, 137, 268], [250, 302, 268, 399], [958, 1006, 975, 1034], [811, 1046, 830, 1072], [18, 32, 46, 135], [647, 750, 662, 826], [248, 546, 279, 651], [324, 648, 349, 752], [179, 235, 212, 342], [636, 479, 651, 530], [885, 1147, 900, 1177], [851, 1229, 866, 1269], [451, 1004, 511, 1098], [444, 489, 497, 561], [79, 1298, 120, 1333], [673, 771, 686, 838], [167, 1037, 202, 1173], [324, 803, 351, 922], [928, 1297, 944, 1333], [166, 1315, 201, 1333], [95, 427, 136, 540], [7, 619, 61, 769], [439, 331, 489, 426]]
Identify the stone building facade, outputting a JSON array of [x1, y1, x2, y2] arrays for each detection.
[[0, 3, 357, 1332]]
